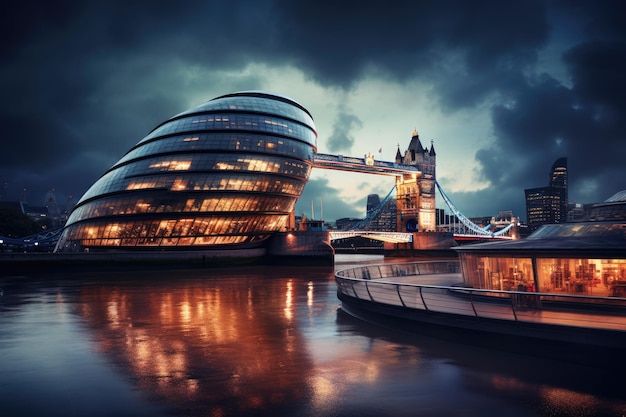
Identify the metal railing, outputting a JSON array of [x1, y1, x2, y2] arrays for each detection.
[[335, 261, 626, 332]]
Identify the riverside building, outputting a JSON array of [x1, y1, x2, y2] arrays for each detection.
[[55, 91, 318, 252], [455, 191, 626, 299], [524, 157, 568, 232]]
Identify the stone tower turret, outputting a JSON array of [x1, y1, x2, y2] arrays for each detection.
[[395, 129, 437, 232]]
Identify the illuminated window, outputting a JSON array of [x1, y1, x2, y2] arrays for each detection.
[[171, 179, 188, 191], [127, 180, 157, 190], [148, 160, 192, 171]]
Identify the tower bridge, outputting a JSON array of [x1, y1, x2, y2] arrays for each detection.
[[311, 130, 516, 245]]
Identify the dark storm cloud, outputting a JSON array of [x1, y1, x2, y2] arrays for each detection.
[[326, 111, 362, 153], [1, 0, 625, 222], [1, 0, 277, 203], [463, 2, 626, 218], [273, 0, 548, 90]]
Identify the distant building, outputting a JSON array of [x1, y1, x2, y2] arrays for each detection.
[[365, 193, 397, 231], [469, 216, 493, 229], [0, 201, 49, 225], [335, 218, 362, 230], [366, 194, 380, 213], [524, 157, 568, 231], [567, 203, 586, 222], [588, 190, 626, 221], [296, 214, 325, 231]]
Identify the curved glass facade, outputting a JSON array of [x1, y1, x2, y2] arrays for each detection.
[[55, 91, 317, 252], [456, 221, 626, 299]]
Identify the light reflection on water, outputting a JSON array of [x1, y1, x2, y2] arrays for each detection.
[[0, 255, 624, 417]]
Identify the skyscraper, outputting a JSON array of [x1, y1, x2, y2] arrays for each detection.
[[524, 157, 568, 230], [366, 194, 381, 215], [365, 193, 397, 231], [550, 157, 568, 221]]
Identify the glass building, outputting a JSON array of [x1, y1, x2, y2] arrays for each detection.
[[524, 157, 568, 231], [55, 91, 317, 252]]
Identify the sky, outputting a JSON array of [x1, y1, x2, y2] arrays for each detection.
[[1, 0, 625, 224]]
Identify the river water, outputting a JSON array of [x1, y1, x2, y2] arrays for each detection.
[[0, 254, 624, 417]]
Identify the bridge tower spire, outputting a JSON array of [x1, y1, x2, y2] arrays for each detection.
[[395, 129, 436, 233]]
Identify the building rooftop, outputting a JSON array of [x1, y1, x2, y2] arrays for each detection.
[[606, 190, 626, 202], [454, 221, 626, 254]]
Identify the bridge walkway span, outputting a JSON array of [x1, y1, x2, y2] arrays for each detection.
[[330, 231, 413, 243], [313, 153, 420, 176]]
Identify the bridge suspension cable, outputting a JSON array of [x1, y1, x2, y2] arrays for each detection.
[[0, 227, 64, 249], [348, 186, 396, 231], [435, 181, 494, 236], [492, 222, 514, 236], [347, 181, 508, 237]]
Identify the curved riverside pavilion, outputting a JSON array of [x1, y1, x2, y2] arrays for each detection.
[[455, 192, 626, 299], [335, 193, 626, 358], [455, 221, 626, 298], [55, 91, 320, 255]]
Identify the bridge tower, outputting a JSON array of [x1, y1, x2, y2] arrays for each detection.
[[394, 129, 436, 232]]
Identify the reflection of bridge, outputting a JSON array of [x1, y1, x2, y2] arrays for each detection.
[[313, 153, 515, 242]]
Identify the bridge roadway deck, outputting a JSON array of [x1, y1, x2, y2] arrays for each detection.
[[312, 153, 420, 176], [348, 273, 626, 333]]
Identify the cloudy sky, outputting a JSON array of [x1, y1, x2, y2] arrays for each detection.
[[2, 0, 625, 223]]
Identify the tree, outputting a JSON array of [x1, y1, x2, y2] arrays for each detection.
[[0, 206, 43, 237]]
